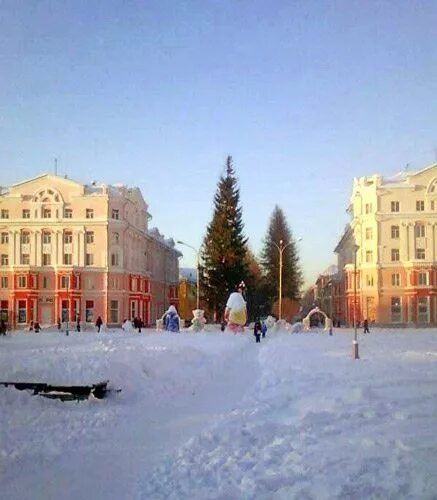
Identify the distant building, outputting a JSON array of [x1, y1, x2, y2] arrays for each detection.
[[0, 174, 180, 327], [178, 267, 197, 321], [334, 163, 437, 325]]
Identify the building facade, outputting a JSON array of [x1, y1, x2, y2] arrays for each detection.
[[334, 163, 437, 326], [178, 268, 197, 322], [0, 174, 180, 328]]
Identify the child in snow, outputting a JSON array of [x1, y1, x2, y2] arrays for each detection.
[[261, 321, 267, 338], [165, 305, 180, 333], [254, 320, 262, 343]]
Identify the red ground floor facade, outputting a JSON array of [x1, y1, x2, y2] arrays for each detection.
[[0, 269, 178, 328]]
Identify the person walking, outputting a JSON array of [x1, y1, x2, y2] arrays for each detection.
[[254, 320, 262, 343], [0, 319, 7, 335], [95, 316, 103, 333], [137, 316, 143, 333], [34, 321, 41, 333], [363, 319, 370, 334], [76, 317, 81, 332], [57, 317, 61, 331]]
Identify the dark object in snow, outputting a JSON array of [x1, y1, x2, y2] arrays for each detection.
[[0, 380, 113, 401]]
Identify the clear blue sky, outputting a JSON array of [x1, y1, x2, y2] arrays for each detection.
[[1, 0, 436, 286]]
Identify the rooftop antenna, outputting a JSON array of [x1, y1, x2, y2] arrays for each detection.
[[54, 157, 58, 176]]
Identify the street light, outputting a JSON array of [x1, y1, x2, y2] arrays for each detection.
[[177, 240, 200, 310], [271, 237, 302, 320], [352, 244, 360, 359]]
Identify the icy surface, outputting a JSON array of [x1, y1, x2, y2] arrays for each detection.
[[1, 327, 437, 499]]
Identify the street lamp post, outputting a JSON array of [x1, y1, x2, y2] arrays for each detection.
[[353, 244, 360, 359], [177, 240, 200, 310], [66, 276, 70, 336], [271, 238, 301, 320]]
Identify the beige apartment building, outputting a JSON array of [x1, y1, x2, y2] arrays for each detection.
[[0, 173, 180, 328], [334, 163, 437, 326]]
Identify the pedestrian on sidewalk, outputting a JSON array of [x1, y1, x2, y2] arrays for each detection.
[[254, 320, 262, 343], [363, 319, 370, 334]]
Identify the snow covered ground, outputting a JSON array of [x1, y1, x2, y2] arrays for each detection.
[[1, 326, 437, 499]]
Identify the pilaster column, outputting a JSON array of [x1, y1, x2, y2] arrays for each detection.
[[56, 231, 62, 265], [408, 223, 415, 261], [35, 231, 41, 267], [14, 231, 20, 265], [400, 222, 408, 261]]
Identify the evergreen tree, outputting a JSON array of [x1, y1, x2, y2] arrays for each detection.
[[260, 205, 303, 311], [201, 156, 248, 320]]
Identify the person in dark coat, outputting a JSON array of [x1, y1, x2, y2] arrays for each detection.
[[254, 320, 262, 343], [137, 317, 143, 333], [34, 321, 41, 333], [95, 316, 103, 333], [57, 317, 61, 331], [363, 319, 370, 334], [76, 317, 81, 332], [0, 319, 6, 335]]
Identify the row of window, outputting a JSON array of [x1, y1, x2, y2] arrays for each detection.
[[0, 252, 121, 266], [391, 297, 429, 323], [362, 248, 426, 263], [365, 224, 427, 241], [1, 231, 121, 245], [0, 208, 121, 220], [349, 270, 431, 289], [364, 201, 435, 214]]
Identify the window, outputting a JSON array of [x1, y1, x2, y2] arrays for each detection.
[[22, 209, 30, 219], [365, 228, 373, 240], [60, 299, 69, 322], [111, 253, 119, 266], [1, 232, 8, 244], [391, 273, 400, 287], [61, 275, 69, 289], [391, 201, 400, 213], [112, 209, 119, 220], [21, 254, 30, 265], [1, 254, 8, 265], [85, 300, 94, 322], [416, 248, 425, 260], [0, 209, 9, 219], [365, 251, 373, 263], [42, 276, 49, 289], [85, 253, 94, 266], [86, 231, 94, 244], [21, 232, 30, 244], [85, 276, 94, 289], [86, 209, 94, 219], [43, 208, 51, 218], [415, 224, 425, 238], [418, 272, 428, 286], [431, 201, 435, 211], [366, 275, 374, 287], [17, 276, 26, 288], [391, 249, 400, 262], [391, 297, 401, 323], [64, 232, 73, 244], [1, 276, 8, 288], [110, 300, 119, 323], [63, 253, 72, 265], [418, 297, 429, 323], [43, 232, 51, 244], [112, 232, 119, 244], [365, 203, 372, 214], [42, 254, 51, 266], [416, 200, 425, 212], [391, 225, 399, 239], [63, 208, 72, 218]]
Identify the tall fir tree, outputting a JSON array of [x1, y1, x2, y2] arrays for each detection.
[[201, 156, 248, 320], [260, 205, 303, 310]]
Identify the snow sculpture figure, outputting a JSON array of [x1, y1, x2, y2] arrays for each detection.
[[224, 282, 247, 333], [164, 305, 180, 333], [122, 319, 134, 332], [265, 315, 276, 329], [191, 309, 206, 332]]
